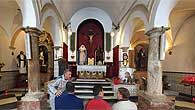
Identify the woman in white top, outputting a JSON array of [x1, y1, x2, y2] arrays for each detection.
[[112, 87, 137, 110]]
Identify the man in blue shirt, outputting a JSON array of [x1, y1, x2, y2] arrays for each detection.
[[55, 81, 84, 110], [48, 69, 72, 110]]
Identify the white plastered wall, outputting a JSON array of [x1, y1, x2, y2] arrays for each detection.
[[148, 0, 195, 72], [149, 0, 178, 30], [162, 15, 195, 72], [0, 1, 26, 71], [41, 7, 63, 48], [41, 4, 65, 77], [0, 26, 26, 71]]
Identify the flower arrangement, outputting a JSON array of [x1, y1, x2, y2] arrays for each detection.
[[0, 62, 5, 68]]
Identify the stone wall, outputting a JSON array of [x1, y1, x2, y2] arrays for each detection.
[[0, 71, 18, 91], [163, 71, 195, 96]]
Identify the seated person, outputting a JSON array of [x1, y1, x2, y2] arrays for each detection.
[[85, 85, 112, 110], [55, 81, 84, 110], [123, 72, 135, 84], [112, 87, 137, 110]]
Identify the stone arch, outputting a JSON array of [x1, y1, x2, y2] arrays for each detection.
[[16, 0, 39, 27], [41, 3, 62, 46], [70, 7, 112, 32], [121, 5, 149, 47], [9, 27, 24, 49], [149, 0, 179, 29]]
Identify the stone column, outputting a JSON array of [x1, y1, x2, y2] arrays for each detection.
[[25, 27, 42, 93], [18, 27, 47, 110], [138, 27, 174, 110], [146, 27, 168, 95], [53, 46, 62, 77]]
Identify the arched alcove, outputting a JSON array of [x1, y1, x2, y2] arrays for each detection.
[[77, 19, 104, 63]]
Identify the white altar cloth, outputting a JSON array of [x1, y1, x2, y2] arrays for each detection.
[[77, 65, 106, 72]]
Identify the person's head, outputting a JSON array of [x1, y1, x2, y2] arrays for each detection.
[[93, 85, 104, 97], [125, 72, 130, 78], [20, 51, 24, 54], [117, 87, 130, 101], [63, 69, 72, 80], [66, 81, 75, 93]]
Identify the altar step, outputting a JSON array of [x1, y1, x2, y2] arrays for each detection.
[[76, 79, 106, 82], [77, 95, 116, 100], [73, 79, 115, 100], [75, 85, 112, 90]]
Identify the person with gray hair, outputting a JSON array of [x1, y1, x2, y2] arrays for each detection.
[[48, 69, 72, 110]]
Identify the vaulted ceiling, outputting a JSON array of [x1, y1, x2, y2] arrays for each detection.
[[52, 0, 137, 25], [170, 0, 195, 43]]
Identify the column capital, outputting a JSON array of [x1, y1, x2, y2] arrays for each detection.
[[120, 46, 129, 52], [145, 26, 170, 37], [22, 26, 43, 37]]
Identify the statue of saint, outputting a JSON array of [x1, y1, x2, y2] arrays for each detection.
[[17, 51, 27, 74], [39, 48, 45, 65], [58, 57, 67, 76], [95, 47, 104, 65], [136, 48, 145, 70], [123, 53, 128, 67], [79, 45, 87, 65]]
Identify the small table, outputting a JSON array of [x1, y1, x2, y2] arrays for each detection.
[[181, 76, 195, 102]]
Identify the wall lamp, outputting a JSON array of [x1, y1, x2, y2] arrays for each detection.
[[63, 22, 71, 30], [110, 23, 120, 37], [63, 22, 72, 36]]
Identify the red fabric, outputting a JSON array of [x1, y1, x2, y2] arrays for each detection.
[[85, 98, 112, 110], [113, 77, 122, 85], [113, 45, 119, 77], [63, 42, 68, 62], [181, 75, 195, 85], [77, 19, 104, 58]]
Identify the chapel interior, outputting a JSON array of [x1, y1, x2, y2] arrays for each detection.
[[0, 0, 195, 110]]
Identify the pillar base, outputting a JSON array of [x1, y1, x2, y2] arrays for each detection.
[[138, 91, 175, 110], [17, 92, 48, 110]]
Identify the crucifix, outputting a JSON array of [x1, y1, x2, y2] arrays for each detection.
[[82, 29, 98, 51]]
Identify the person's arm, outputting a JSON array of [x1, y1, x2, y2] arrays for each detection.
[[48, 78, 61, 96]]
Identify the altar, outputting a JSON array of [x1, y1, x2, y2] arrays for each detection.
[[77, 65, 106, 79]]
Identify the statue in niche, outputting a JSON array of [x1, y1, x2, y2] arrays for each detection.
[[39, 48, 45, 65], [123, 53, 128, 67], [78, 45, 87, 65], [136, 48, 145, 70], [39, 46, 48, 72], [95, 47, 104, 65]]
